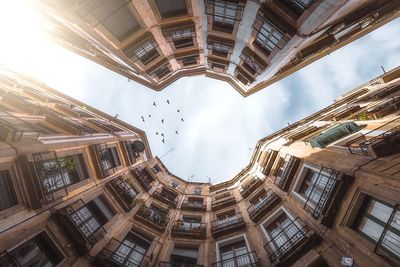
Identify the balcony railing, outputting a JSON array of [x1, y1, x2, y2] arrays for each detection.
[[181, 200, 207, 211], [159, 263, 204, 267], [240, 177, 263, 198], [205, 0, 245, 22], [53, 199, 106, 255], [346, 119, 400, 157], [132, 167, 154, 192], [264, 218, 313, 264], [274, 155, 300, 191], [211, 213, 245, 238], [95, 238, 151, 267], [374, 205, 400, 260], [303, 167, 340, 220], [152, 188, 179, 208], [212, 251, 261, 267], [171, 221, 207, 239], [0, 109, 51, 141], [32, 151, 68, 204], [247, 192, 280, 222], [106, 177, 136, 212], [134, 206, 170, 232], [124, 140, 145, 165], [92, 143, 117, 177], [211, 193, 236, 211]]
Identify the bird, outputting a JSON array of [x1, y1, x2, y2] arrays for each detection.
[[153, 102, 156, 107], [155, 132, 159, 135], [161, 133, 164, 137], [175, 131, 179, 135], [167, 100, 170, 104], [161, 119, 164, 124], [141, 116, 145, 122], [177, 109, 180, 113], [162, 138, 165, 144], [181, 118, 184, 122], [148, 114, 151, 117]]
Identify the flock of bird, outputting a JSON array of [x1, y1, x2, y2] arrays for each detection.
[[140, 99, 184, 144]]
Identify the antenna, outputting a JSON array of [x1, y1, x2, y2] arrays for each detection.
[[381, 66, 386, 74], [159, 148, 175, 159], [207, 176, 212, 184]]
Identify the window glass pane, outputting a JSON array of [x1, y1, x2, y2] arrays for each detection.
[[367, 199, 393, 223], [358, 217, 384, 242], [102, 6, 140, 41], [0, 170, 18, 211]]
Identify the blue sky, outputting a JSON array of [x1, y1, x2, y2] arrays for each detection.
[[0, 2, 399, 183]]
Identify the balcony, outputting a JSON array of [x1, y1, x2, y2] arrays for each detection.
[[94, 238, 151, 267], [205, 0, 245, 33], [211, 192, 236, 211], [162, 21, 196, 49], [274, 155, 301, 191], [181, 199, 206, 212], [52, 199, 106, 255], [247, 192, 281, 222], [152, 187, 179, 208], [131, 167, 155, 192], [171, 221, 207, 239], [264, 218, 316, 266], [0, 109, 51, 141], [211, 213, 246, 238], [123, 140, 145, 165], [134, 206, 170, 232], [212, 251, 261, 267], [303, 167, 351, 226], [159, 263, 203, 267], [240, 177, 263, 198], [347, 119, 400, 157], [106, 177, 137, 212], [91, 143, 121, 178]]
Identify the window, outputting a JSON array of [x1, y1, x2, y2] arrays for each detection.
[[214, 1, 237, 27], [151, 164, 162, 174], [309, 122, 361, 148], [217, 211, 237, 225], [0, 170, 18, 211], [79, 0, 141, 41], [219, 240, 252, 266], [255, 21, 284, 53], [279, 0, 313, 16], [101, 147, 121, 172], [131, 39, 160, 65], [193, 186, 202, 195], [170, 246, 199, 265], [180, 55, 198, 66], [152, 63, 172, 80], [112, 231, 150, 266], [212, 42, 231, 57], [353, 196, 399, 259], [155, 0, 187, 18], [33, 151, 90, 194], [71, 196, 115, 239], [298, 167, 334, 205], [0, 231, 64, 266]]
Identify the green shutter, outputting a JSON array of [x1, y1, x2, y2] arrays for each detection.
[[310, 122, 360, 148]]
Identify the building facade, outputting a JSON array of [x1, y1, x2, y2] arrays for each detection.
[[34, 0, 400, 96], [0, 63, 399, 266]]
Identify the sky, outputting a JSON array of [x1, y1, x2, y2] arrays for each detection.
[[0, 2, 399, 183]]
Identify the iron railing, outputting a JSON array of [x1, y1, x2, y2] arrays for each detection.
[[211, 251, 260, 267], [239, 177, 263, 198], [211, 192, 236, 210], [181, 200, 206, 211], [58, 199, 106, 248], [0, 109, 51, 141], [274, 154, 296, 190], [264, 218, 312, 263], [106, 177, 137, 212], [247, 191, 280, 221], [93, 143, 117, 177], [135, 206, 170, 230], [159, 263, 204, 267], [132, 167, 154, 192], [32, 151, 68, 204], [125, 35, 160, 65], [152, 188, 179, 208], [205, 0, 245, 22], [374, 205, 400, 260], [346, 118, 400, 156], [303, 167, 340, 219], [239, 48, 267, 76], [99, 238, 151, 267], [211, 213, 245, 233], [171, 221, 207, 238]]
